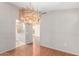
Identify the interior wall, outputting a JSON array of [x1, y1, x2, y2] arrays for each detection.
[[0, 3, 18, 53], [25, 23, 33, 44], [40, 8, 79, 55]]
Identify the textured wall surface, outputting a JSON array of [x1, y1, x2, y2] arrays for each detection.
[[40, 8, 79, 55], [0, 3, 18, 52]]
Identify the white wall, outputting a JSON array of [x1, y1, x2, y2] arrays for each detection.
[[25, 23, 33, 44], [0, 3, 18, 53], [40, 8, 79, 55]]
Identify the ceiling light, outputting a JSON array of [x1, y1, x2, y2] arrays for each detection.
[[19, 3, 40, 25]]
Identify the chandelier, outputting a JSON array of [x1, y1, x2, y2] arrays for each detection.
[[19, 5, 40, 24]]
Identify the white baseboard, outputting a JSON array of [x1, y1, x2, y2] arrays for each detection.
[[1, 43, 78, 56], [0, 42, 32, 54], [0, 47, 16, 54], [40, 44, 79, 56]]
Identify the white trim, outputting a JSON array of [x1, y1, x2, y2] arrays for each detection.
[[40, 44, 79, 55], [0, 42, 32, 54], [0, 47, 16, 54]]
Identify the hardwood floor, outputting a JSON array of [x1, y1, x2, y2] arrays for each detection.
[[0, 44, 76, 56], [40, 46, 76, 56]]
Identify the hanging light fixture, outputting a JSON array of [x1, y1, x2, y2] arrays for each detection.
[[19, 2, 40, 25]]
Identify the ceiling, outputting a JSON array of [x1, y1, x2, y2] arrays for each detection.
[[10, 2, 79, 13]]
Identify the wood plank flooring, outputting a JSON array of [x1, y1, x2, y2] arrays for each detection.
[[0, 44, 76, 56]]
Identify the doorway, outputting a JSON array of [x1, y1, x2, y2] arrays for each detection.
[[16, 20, 26, 47]]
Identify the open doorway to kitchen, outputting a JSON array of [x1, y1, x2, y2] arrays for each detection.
[[16, 20, 26, 47], [16, 20, 33, 47], [33, 23, 40, 44]]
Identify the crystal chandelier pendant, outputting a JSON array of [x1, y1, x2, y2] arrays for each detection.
[[19, 7, 40, 25]]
